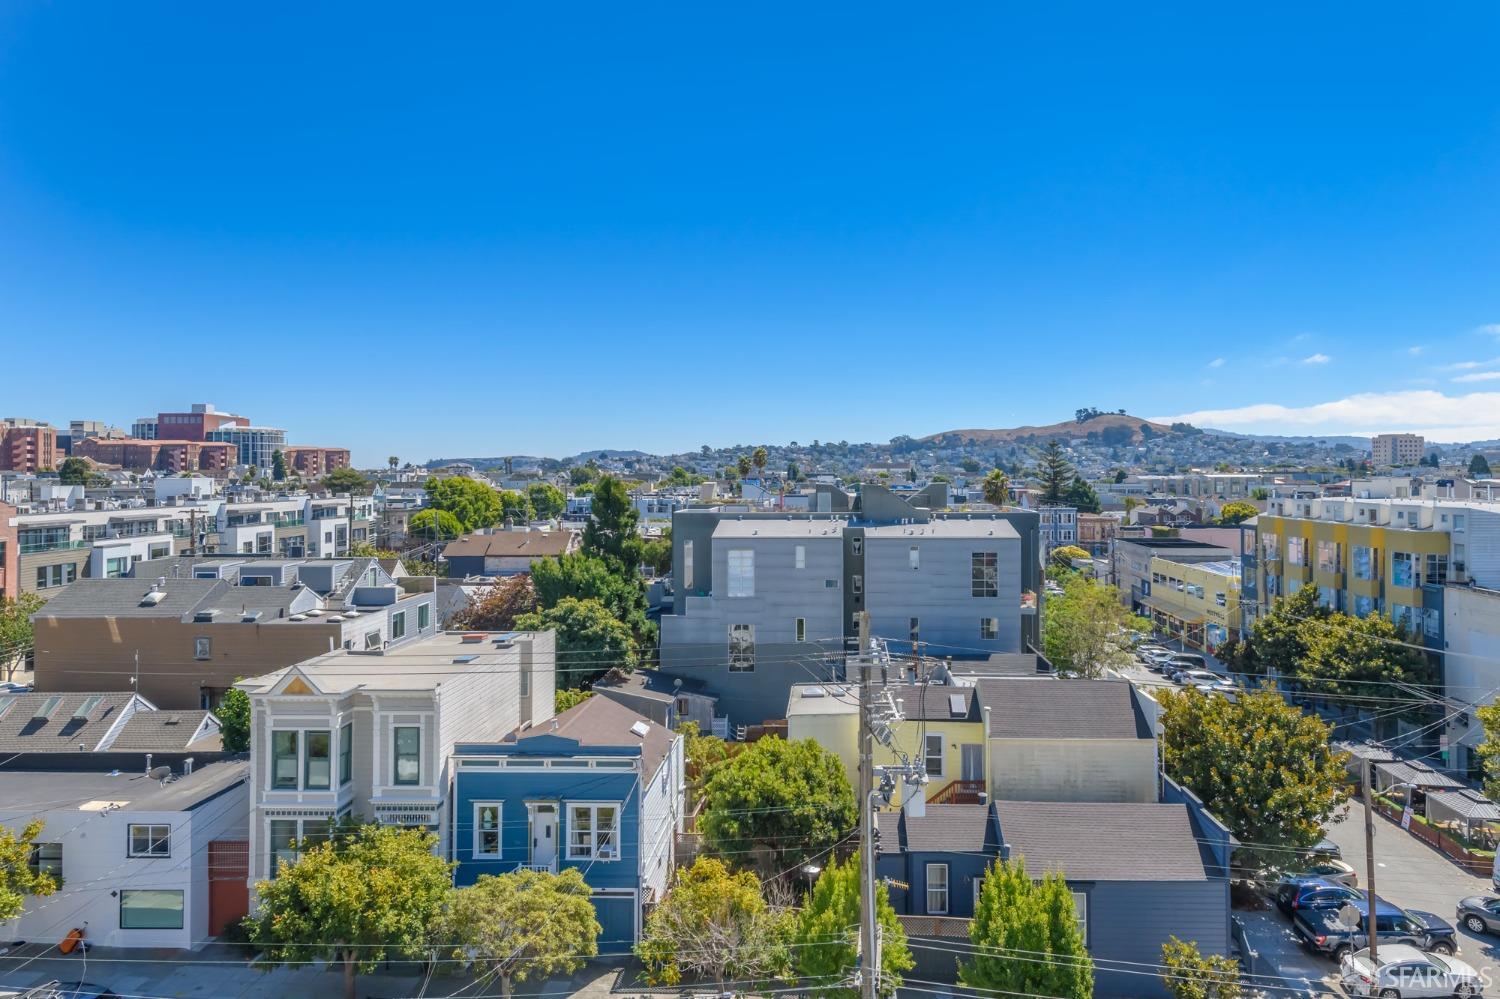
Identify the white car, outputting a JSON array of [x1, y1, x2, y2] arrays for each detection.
[[1340, 943, 1482, 997]]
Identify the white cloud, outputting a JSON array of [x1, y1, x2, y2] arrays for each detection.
[[1302, 353, 1331, 365], [1453, 371, 1500, 384], [1478, 323, 1500, 337], [1407, 346, 1424, 357], [1207, 357, 1225, 368], [1437, 357, 1500, 372], [1151, 389, 1500, 441]]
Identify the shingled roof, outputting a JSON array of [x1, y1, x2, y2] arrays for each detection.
[[975, 677, 1151, 740], [995, 800, 1212, 881]]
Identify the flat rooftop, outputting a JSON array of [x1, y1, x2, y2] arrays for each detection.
[[864, 520, 1019, 540], [238, 631, 543, 694], [712, 519, 848, 539], [0, 760, 248, 814]]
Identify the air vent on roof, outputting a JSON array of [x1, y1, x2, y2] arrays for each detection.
[[288, 614, 307, 622], [630, 720, 650, 738], [193, 609, 218, 623], [33, 695, 62, 721], [164, 715, 181, 726]]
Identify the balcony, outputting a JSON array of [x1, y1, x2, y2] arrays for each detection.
[[930, 779, 986, 805], [18, 538, 90, 555]]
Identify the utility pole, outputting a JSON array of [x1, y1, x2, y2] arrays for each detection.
[[856, 610, 879, 999], [1363, 758, 1379, 963]]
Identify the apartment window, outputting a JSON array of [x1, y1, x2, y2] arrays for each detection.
[[28, 842, 62, 878], [924, 733, 944, 777], [980, 618, 998, 640], [106, 556, 129, 578], [971, 552, 998, 597], [795, 545, 806, 570], [567, 803, 620, 860], [824, 578, 838, 588], [304, 730, 332, 790], [728, 624, 756, 672], [418, 603, 430, 631], [1316, 540, 1341, 573], [1353, 595, 1376, 618], [1353, 546, 1374, 581], [393, 726, 421, 785], [683, 540, 694, 589], [910, 545, 920, 570], [1423, 607, 1441, 639], [1286, 537, 1306, 567], [926, 863, 949, 915], [909, 617, 920, 645], [119, 889, 184, 930], [272, 731, 300, 789], [149, 544, 170, 560], [474, 803, 502, 858], [194, 637, 212, 661], [1392, 552, 1416, 588], [339, 722, 353, 786], [128, 824, 171, 858], [1072, 891, 1089, 943], [1215, 592, 1227, 608], [795, 618, 806, 643], [851, 537, 862, 556], [1454, 514, 1466, 532], [852, 574, 863, 596], [391, 611, 407, 640], [268, 817, 330, 877], [1425, 554, 1449, 586], [727, 549, 755, 597], [34, 563, 76, 589]]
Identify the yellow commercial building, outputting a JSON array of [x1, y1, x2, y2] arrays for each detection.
[[1142, 556, 1242, 652]]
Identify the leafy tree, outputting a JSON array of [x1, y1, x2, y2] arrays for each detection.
[[1159, 687, 1349, 873], [498, 489, 533, 524], [425, 475, 504, 531], [641, 528, 672, 577], [700, 737, 856, 874], [1247, 585, 1326, 679], [388, 456, 399, 470], [1470, 454, 1492, 477], [960, 457, 982, 474], [1217, 501, 1258, 525], [981, 469, 1011, 507], [516, 596, 636, 686], [0, 593, 44, 680], [1295, 609, 1432, 706], [271, 449, 287, 481], [786, 462, 800, 482], [531, 551, 652, 644], [1064, 475, 1100, 513], [0, 820, 59, 922], [320, 467, 373, 495], [568, 462, 599, 486], [1159, 936, 1243, 999], [582, 475, 643, 569], [452, 576, 538, 631], [556, 687, 594, 713], [409, 508, 464, 542], [794, 852, 912, 999], [637, 857, 792, 991], [737, 455, 752, 478], [1251, 487, 1271, 500], [245, 824, 454, 999], [1042, 576, 1149, 678], [961, 857, 1092, 999], [1036, 441, 1074, 502], [526, 482, 566, 520], [437, 868, 599, 999], [1050, 545, 1091, 565], [1113, 468, 1128, 483], [217, 686, 251, 753], [57, 456, 92, 485]]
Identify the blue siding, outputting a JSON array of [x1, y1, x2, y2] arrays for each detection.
[[594, 894, 637, 954], [877, 850, 993, 918]]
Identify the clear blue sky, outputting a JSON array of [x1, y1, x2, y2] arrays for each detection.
[[4, 4, 1500, 464]]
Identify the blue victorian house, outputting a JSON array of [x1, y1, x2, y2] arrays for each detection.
[[452, 695, 685, 950]]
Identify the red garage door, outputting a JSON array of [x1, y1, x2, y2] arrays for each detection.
[[208, 840, 249, 937]]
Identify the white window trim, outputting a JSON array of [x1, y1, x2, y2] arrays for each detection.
[[926, 862, 949, 915], [727, 549, 755, 598], [566, 801, 622, 861], [127, 823, 171, 858], [795, 545, 806, 570], [924, 732, 945, 778], [269, 727, 333, 791], [473, 802, 503, 859]]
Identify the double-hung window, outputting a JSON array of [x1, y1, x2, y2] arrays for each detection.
[[304, 730, 331, 790], [971, 552, 998, 597], [272, 731, 300, 789], [128, 824, 171, 858], [567, 803, 620, 860], [727, 550, 755, 597], [926, 863, 949, 915], [474, 803, 502, 858], [924, 733, 944, 777], [28, 842, 62, 878], [391, 611, 407, 640], [393, 726, 421, 785], [980, 618, 998, 640]]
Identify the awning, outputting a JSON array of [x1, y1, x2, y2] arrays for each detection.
[[1374, 759, 1464, 790], [1138, 596, 1205, 625]]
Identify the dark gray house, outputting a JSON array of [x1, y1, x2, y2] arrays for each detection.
[[659, 485, 1042, 727], [876, 799, 1232, 999]]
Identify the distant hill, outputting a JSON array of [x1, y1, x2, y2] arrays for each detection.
[[920, 413, 1179, 446]]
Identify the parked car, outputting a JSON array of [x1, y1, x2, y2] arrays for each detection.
[[1175, 669, 1222, 686], [1167, 653, 1209, 671], [1311, 837, 1343, 860], [1276, 876, 1363, 916], [1294, 858, 1358, 888], [1455, 894, 1500, 935], [1295, 900, 1458, 961], [1339, 944, 1481, 997]]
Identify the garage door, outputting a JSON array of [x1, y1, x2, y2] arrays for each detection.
[[592, 893, 637, 956]]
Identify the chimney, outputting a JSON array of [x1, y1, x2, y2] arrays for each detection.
[[144, 753, 153, 776], [982, 705, 992, 737], [184, 757, 194, 775]]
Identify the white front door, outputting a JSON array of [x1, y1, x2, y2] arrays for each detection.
[[530, 804, 557, 867]]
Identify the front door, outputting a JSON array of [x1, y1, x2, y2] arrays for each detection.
[[961, 744, 985, 783], [530, 804, 557, 867]]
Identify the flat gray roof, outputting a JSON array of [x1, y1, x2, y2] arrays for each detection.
[[864, 520, 1019, 540], [712, 519, 848, 539], [0, 760, 248, 814], [238, 631, 545, 694]]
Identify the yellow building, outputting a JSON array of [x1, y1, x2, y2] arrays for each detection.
[[786, 682, 986, 807], [1143, 556, 1242, 652]]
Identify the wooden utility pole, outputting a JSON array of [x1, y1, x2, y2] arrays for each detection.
[[1363, 758, 1379, 963], [856, 610, 878, 999]]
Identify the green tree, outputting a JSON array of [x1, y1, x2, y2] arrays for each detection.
[[556, 687, 594, 713], [737, 455, 753, 478], [271, 449, 287, 481], [637, 857, 792, 992], [786, 462, 801, 482], [961, 457, 982, 474], [526, 482, 566, 520], [0, 820, 59, 922], [516, 596, 636, 686], [1295, 609, 1432, 706], [437, 868, 600, 999], [961, 857, 1092, 999], [1470, 454, 1492, 477], [452, 575, 538, 631], [700, 737, 856, 873], [424, 475, 504, 531], [320, 467, 373, 495], [530, 551, 652, 644], [1042, 576, 1149, 678], [1064, 475, 1100, 514], [245, 824, 453, 999], [1050, 545, 1091, 565], [1247, 585, 1326, 678], [1216, 501, 1258, 525], [57, 456, 91, 485], [498, 489, 533, 524], [0, 593, 44, 681], [409, 508, 464, 542], [1036, 441, 1074, 502], [1159, 936, 1243, 999], [582, 475, 644, 569], [752, 446, 768, 478], [1113, 468, 1128, 483], [981, 469, 1011, 507], [641, 528, 672, 577], [794, 852, 912, 999], [217, 686, 251, 753], [1159, 687, 1349, 873]]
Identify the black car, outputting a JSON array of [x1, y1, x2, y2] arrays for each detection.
[[1294, 902, 1457, 961]]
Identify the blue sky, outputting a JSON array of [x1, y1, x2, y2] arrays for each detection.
[[3, 4, 1500, 464]]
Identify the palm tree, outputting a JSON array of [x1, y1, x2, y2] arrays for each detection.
[[388, 456, 399, 471], [981, 468, 1010, 507], [751, 446, 768, 478], [737, 455, 752, 478]]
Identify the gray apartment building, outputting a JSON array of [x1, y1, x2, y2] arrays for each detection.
[[660, 485, 1040, 727]]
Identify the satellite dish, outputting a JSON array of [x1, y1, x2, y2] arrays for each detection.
[[1337, 903, 1362, 929], [148, 766, 172, 782]]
